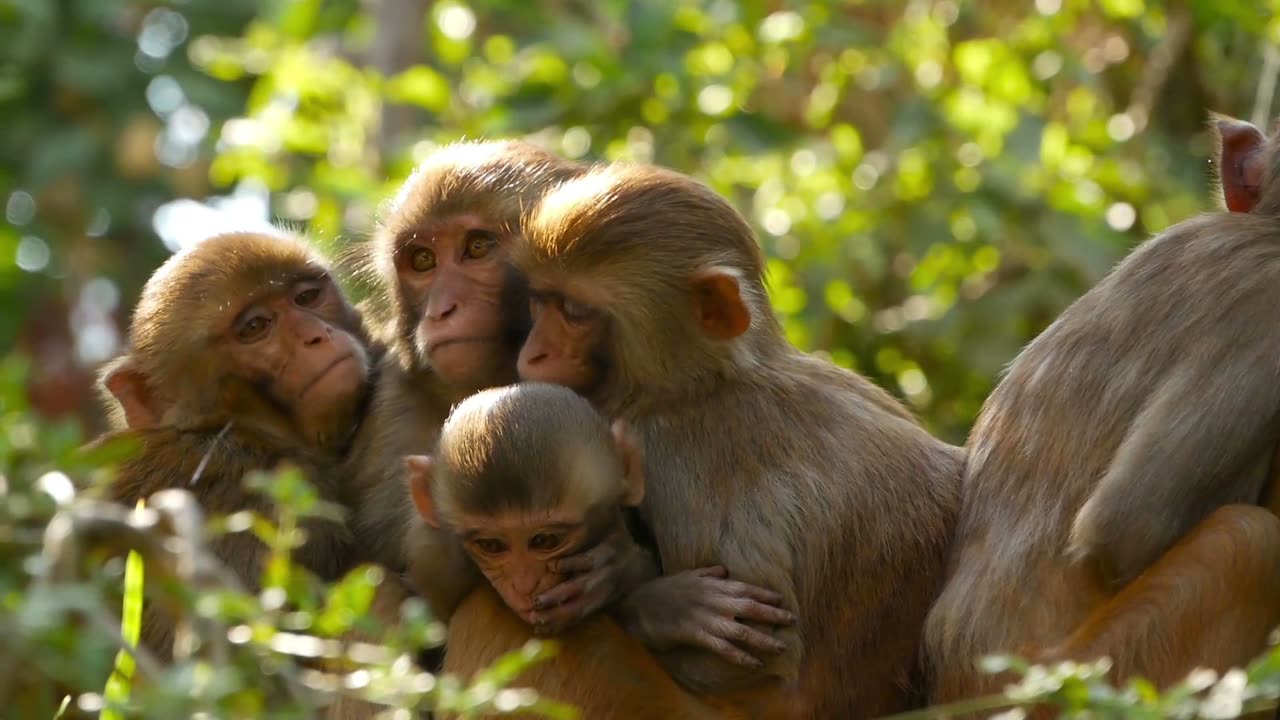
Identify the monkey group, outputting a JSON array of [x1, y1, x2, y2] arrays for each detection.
[[89, 112, 1280, 719]]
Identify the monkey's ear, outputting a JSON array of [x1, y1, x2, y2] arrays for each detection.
[[610, 419, 645, 507], [101, 357, 162, 429], [1214, 114, 1267, 213], [690, 268, 751, 340], [404, 455, 441, 527]]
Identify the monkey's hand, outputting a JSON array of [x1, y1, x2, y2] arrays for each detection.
[[529, 529, 657, 634], [615, 566, 797, 669]]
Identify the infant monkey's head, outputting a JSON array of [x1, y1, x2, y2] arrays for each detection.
[[404, 382, 643, 622]]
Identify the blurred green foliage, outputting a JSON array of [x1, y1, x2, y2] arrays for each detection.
[[4, 1, 1280, 716], [6, 0, 1280, 440]]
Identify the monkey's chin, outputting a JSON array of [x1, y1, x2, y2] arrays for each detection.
[[428, 340, 512, 389], [516, 366, 598, 397], [299, 356, 365, 409]]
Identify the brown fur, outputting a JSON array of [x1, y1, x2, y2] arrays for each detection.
[[925, 115, 1280, 705], [442, 587, 737, 720], [96, 425, 356, 659], [513, 163, 962, 718], [91, 231, 369, 659]]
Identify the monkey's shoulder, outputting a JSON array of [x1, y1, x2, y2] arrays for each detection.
[[103, 425, 315, 510]]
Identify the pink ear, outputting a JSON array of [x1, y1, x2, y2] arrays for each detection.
[[102, 358, 161, 429], [691, 269, 751, 340], [1215, 115, 1267, 213], [404, 455, 441, 527], [610, 419, 645, 507]]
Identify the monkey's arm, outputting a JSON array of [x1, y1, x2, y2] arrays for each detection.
[[617, 511, 801, 695], [1070, 352, 1280, 589]]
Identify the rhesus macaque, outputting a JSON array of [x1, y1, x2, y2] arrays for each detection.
[[91, 230, 371, 658], [923, 113, 1280, 707], [344, 139, 592, 619], [505, 163, 962, 718], [402, 382, 656, 627]]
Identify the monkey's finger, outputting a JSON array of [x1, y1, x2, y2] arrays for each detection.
[[691, 565, 729, 578], [533, 577, 588, 609], [727, 599, 797, 627], [550, 543, 616, 574], [530, 590, 609, 633], [737, 583, 788, 608], [694, 630, 764, 669], [715, 579, 785, 607], [719, 620, 788, 656]]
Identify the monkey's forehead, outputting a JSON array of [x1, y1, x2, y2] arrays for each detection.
[[148, 232, 327, 294], [132, 233, 332, 347]]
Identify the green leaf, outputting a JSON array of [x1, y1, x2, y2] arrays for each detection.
[[385, 66, 452, 113], [313, 565, 382, 637], [101, 548, 144, 720]]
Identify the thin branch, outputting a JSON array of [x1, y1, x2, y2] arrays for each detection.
[[1252, 44, 1280, 128]]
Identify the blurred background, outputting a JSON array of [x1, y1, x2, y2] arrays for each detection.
[[0, 0, 1274, 444]]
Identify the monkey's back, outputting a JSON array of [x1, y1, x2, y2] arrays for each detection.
[[637, 349, 962, 718], [925, 212, 1280, 700]]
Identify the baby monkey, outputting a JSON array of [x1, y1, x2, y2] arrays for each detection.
[[404, 382, 656, 630]]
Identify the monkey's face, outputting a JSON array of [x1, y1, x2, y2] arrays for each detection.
[[222, 276, 370, 446], [393, 213, 524, 392], [455, 510, 589, 623], [518, 285, 609, 395]]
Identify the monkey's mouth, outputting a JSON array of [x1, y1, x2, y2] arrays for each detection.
[[299, 354, 357, 397], [427, 336, 501, 353]]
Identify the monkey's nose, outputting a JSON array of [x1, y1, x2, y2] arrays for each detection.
[[426, 301, 458, 321]]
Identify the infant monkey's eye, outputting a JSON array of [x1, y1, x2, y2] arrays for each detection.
[[472, 538, 507, 555], [529, 533, 564, 552]]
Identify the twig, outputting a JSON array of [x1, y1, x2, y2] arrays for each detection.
[[191, 421, 232, 486], [1125, 4, 1193, 132], [1252, 44, 1280, 128]]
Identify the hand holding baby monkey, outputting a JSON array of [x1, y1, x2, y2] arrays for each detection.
[[402, 382, 794, 668]]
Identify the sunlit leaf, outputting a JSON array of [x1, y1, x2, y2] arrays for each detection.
[[385, 66, 452, 113]]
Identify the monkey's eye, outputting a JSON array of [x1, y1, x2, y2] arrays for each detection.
[[471, 538, 507, 556], [529, 533, 564, 552], [464, 230, 498, 259], [409, 247, 437, 272], [236, 315, 272, 343], [560, 297, 593, 324], [294, 286, 322, 306]]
